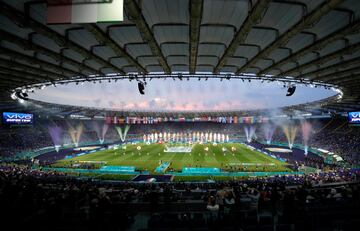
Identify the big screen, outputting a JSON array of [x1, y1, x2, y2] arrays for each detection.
[[2, 112, 33, 125], [348, 111, 360, 124]]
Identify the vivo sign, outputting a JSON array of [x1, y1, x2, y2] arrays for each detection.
[[2, 112, 33, 124], [348, 112, 360, 124]]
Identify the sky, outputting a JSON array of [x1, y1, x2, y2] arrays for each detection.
[[28, 79, 336, 111]]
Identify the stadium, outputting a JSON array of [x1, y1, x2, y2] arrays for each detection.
[[0, 0, 360, 230]]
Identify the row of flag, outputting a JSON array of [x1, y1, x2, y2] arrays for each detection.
[[105, 116, 267, 124]]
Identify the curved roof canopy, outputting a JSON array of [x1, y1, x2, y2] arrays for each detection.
[[1, 0, 360, 112]]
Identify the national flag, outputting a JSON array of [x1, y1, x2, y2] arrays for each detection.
[[105, 116, 112, 124], [118, 117, 125, 124], [47, 0, 123, 24]]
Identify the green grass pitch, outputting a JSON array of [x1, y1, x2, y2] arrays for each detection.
[[54, 143, 290, 173]]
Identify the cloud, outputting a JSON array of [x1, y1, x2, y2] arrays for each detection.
[[108, 101, 115, 108], [93, 98, 101, 106]]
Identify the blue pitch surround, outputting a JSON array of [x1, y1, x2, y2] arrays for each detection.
[[182, 167, 221, 174], [100, 166, 136, 172]]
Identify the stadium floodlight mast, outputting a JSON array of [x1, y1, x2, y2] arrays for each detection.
[[9, 73, 342, 99]]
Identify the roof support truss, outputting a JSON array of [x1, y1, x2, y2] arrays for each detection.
[[259, 20, 360, 76], [214, 0, 270, 73], [0, 29, 101, 75], [0, 47, 80, 78], [0, 2, 123, 74], [236, 0, 345, 74], [0, 58, 62, 81], [189, 0, 203, 74], [301, 57, 360, 80], [84, 24, 147, 74], [124, 0, 171, 73], [281, 42, 360, 77]]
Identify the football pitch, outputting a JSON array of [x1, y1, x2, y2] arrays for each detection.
[[54, 143, 290, 173]]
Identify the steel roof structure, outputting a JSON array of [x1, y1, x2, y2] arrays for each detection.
[[1, 0, 360, 113]]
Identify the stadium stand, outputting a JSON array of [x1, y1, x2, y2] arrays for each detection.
[[0, 164, 359, 231], [1, 1, 360, 230]]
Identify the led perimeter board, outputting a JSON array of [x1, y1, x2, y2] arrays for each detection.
[[2, 112, 34, 125], [348, 111, 360, 125]]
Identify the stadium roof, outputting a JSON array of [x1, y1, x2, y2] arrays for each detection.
[[0, 0, 360, 112]]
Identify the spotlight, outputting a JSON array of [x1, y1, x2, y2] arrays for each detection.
[[10, 92, 17, 100], [15, 91, 29, 101], [138, 81, 145, 95], [177, 73, 183, 81], [286, 85, 296, 97]]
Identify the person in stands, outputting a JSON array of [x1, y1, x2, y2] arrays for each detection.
[[206, 195, 219, 221]]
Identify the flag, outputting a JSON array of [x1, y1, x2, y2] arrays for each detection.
[[47, 0, 123, 24], [105, 116, 112, 124]]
